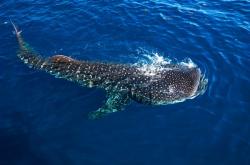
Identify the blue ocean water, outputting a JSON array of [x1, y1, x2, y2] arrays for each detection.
[[0, 0, 249, 164]]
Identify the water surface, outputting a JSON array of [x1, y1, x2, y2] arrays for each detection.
[[0, 0, 249, 165]]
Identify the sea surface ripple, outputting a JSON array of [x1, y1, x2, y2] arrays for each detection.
[[0, 0, 249, 165]]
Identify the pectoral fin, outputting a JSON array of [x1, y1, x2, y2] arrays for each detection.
[[88, 91, 130, 119]]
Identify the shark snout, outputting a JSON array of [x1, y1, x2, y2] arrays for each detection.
[[190, 68, 208, 97]]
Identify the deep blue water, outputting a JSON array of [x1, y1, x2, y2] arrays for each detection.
[[0, 0, 250, 165]]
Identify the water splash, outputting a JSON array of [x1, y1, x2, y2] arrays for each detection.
[[134, 50, 198, 76], [133, 51, 170, 76], [180, 58, 197, 69]]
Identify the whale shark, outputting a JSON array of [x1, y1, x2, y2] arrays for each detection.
[[11, 21, 207, 119]]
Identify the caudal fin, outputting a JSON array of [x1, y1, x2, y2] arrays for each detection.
[[9, 18, 22, 37], [11, 19, 46, 69], [9, 18, 25, 48]]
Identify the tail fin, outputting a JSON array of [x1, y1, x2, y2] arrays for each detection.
[[9, 18, 25, 48], [11, 19, 46, 69], [10, 18, 22, 37]]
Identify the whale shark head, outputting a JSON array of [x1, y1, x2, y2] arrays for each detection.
[[156, 66, 208, 104], [130, 64, 208, 105]]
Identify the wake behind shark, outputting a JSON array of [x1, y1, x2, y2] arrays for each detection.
[[11, 21, 208, 119]]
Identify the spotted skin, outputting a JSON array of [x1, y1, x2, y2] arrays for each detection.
[[12, 22, 206, 119]]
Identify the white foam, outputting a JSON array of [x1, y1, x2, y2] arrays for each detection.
[[180, 58, 197, 68], [144, 52, 171, 65], [134, 50, 199, 80], [135, 52, 172, 77]]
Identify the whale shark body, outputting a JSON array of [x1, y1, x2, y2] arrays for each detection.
[[12, 21, 207, 119]]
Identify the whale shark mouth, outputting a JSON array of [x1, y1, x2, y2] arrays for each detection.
[[190, 72, 208, 99], [197, 73, 208, 95]]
